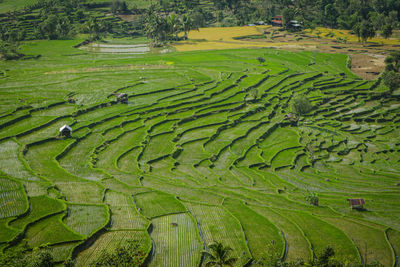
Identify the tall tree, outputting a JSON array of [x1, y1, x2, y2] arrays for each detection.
[[168, 13, 181, 40], [282, 8, 294, 29], [324, 4, 339, 28], [384, 52, 400, 72], [40, 14, 59, 39], [292, 95, 312, 116], [85, 17, 103, 40], [382, 24, 393, 39], [181, 14, 196, 39], [359, 19, 375, 44], [382, 71, 400, 92]]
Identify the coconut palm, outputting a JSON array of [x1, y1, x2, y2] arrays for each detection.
[[203, 242, 237, 267], [168, 13, 181, 40], [181, 14, 195, 40]]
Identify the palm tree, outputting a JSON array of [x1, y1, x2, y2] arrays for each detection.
[[181, 14, 196, 40], [85, 17, 100, 40], [168, 13, 181, 40], [203, 242, 237, 267]]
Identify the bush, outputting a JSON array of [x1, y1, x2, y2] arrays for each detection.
[[305, 191, 319, 206], [0, 40, 23, 60], [382, 24, 393, 39], [257, 57, 266, 64], [28, 251, 54, 267], [382, 71, 400, 91], [90, 240, 147, 267], [292, 95, 312, 115], [346, 56, 352, 69], [0, 247, 54, 267]]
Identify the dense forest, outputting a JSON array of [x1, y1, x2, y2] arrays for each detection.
[[1, 0, 400, 57], [1, 0, 400, 39]]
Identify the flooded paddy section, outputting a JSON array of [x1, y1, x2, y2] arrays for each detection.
[[80, 42, 172, 54]]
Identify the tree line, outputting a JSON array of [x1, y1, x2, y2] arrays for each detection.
[[144, 5, 199, 46], [138, 0, 400, 45]]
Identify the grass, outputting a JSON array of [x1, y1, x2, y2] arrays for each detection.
[[175, 26, 277, 52], [0, 38, 399, 265], [0, 176, 28, 218], [58, 133, 108, 182], [279, 210, 360, 261], [250, 205, 312, 261], [321, 216, 393, 266], [134, 191, 187, 219], [104, 190, 149, 230], [0, 140, 38, 182], [149, 213, 203, 267], [0, 217, 20, 242], [9, 195, 65, 230], [23, 213, 83, 248], [0, 0, 38, 13], [223, 198, 284, 260], [75, 230, 151, 267], [185, 202, 251, 266], [63, 203, 109, 237], [46, 241, 81, 262], [306, 27, 400, 45]]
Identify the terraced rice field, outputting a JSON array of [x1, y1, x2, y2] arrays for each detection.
[[0, 39, 399, 265]]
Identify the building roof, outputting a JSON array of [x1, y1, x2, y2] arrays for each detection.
[[285, 113, 297, 121], [116, 93, 127, 97], [60, 125, 72, 132], [274, 15, 282, 19], [272, 20, 283, 24], [347, 198, 365, 206]]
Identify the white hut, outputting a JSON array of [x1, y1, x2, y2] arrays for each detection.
[[59, 125, 72, 137]]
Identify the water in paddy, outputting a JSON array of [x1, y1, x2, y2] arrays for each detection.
[[80, 43, 172, 54]]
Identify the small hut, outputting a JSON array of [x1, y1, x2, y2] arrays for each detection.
[[347, 198, 365, 209], [59, 125, 72, 137], [289, 20, 302, 30], [116, 93, 128, 104], [285, 112, 298, 125], [272, 15, 283, 26]]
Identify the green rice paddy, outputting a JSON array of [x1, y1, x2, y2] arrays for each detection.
[[0, 38, 399, 265]]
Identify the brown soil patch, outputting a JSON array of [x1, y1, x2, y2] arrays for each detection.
[[117, 14, 138, 22], [350, 54, 385, 80], [257, 27, 400, 80]]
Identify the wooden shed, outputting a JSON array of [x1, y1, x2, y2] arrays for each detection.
[[59, 125, 72, 137], [272, 15, 283, 26], [116, 93, 128, 104], [347, 198, 365, 209], [285, 112, 298, 125]]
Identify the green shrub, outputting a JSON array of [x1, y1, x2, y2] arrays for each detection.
[[292, 95, 312, 115], [0, 40, 22, 60], [305, 191, 319, 206], [0, 247, 54, 267], [257, 57, 266, 64], [382, 71, 400, 91], [90, 240, 147, 267]]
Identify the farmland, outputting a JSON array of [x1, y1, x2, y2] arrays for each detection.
[[0, 34, 400, 266]]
